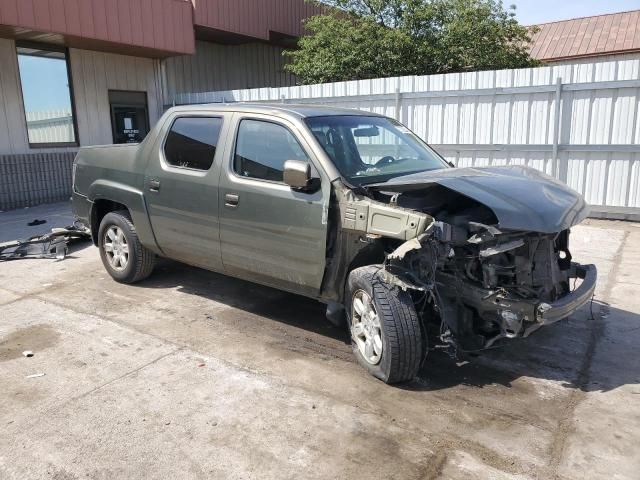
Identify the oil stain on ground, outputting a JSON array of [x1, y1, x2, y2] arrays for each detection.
[[0, 324, 60, 362]]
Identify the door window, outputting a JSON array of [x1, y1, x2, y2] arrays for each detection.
[[164, 117, 223, 171], [234, 119, 309, 182]]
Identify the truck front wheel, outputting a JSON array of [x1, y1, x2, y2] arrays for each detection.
[[346, 266, 424, 384], [98, 210, 155, 284]]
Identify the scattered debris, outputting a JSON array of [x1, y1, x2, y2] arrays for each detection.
[[25, 373, 45, 378], [0, 223, 90, 262], [198, 363, 206, 367], [22, 351, 33, 357], [27, 219, 47, 226]]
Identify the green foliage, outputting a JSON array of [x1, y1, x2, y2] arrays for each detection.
[[284, 0, 538, 84]]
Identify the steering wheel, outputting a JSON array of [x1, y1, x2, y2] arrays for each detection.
[[374, 156, 396, 167]]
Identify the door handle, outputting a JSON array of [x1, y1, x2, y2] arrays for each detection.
[[149, 179, 160, 192], [224, 193, 239, 207]]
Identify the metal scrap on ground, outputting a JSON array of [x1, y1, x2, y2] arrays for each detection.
[[0, 224, 91, 261]]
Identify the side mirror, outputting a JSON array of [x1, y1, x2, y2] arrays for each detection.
[[283, 160, 311, 189]]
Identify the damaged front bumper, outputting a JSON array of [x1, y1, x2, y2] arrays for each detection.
[[436, 262, 597, 345], [529, 263, 597, 333]]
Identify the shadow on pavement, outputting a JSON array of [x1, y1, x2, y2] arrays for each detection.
[[137, 258, 348, 343], [134, 258, 639, 393]]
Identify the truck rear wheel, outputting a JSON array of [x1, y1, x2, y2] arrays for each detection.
[[346, 266, 424, 384], [98, 210, 155, 284]]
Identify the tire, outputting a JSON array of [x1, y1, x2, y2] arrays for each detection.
[[98, 210, 155, 284], [346, 265, 424, 384]]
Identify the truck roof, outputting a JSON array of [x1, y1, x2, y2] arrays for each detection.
[[168, 103, 384, 119]]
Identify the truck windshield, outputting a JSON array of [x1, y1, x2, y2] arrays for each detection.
[[305, 115, 447, 185]]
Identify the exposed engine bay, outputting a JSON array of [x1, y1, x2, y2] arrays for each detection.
[[324, 166, 597, 355], [382, 219, 584, 352]]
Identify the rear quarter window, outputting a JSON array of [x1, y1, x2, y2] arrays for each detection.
[[164, 117, 222, 170]]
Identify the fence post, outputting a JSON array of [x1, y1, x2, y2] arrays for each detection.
[[551, 77, 563, 180], [395, 87, 403, 122]]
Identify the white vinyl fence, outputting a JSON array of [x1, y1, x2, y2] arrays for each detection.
[[175, 56, 640, 218], [25, 109, 74, 144]]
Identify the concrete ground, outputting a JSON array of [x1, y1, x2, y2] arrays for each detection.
[[1, 202, 639, 479], [0, 202, 76, 244]]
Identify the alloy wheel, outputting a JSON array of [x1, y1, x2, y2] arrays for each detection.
[[351, 289, 383, 365], [103, 226, 129, 271]]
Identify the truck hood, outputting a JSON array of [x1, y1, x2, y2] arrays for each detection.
[[366, 166, 589, 233]]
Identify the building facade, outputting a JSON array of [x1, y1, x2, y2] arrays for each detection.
[[2, 4, 638, 211], [0, 0, 323, 210]]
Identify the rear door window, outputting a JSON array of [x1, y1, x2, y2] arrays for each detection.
[[233, 119, 310, 182], [164, 117, 222, 170]]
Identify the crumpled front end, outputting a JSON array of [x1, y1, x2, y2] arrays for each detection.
[[383, 221, 597, 351], [331, 165, 598, 354]]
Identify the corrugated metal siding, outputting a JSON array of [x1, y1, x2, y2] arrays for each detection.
[[0, 152, 75, 210], [0, 0, 195, 55], [25, 109, 74, 143], [176, 54, 640, 213], [0, 37, 30, 154], [69, 47, 163, 146], [163, 40, 296, 99], [194, 0, 324, 40]]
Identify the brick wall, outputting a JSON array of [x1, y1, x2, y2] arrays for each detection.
[[0, 152, 76, 211]]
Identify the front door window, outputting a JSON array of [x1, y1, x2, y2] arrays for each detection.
[[233, 119, 310, 183]]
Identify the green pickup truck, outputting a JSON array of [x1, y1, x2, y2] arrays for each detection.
[[72, 103, 597, 384]]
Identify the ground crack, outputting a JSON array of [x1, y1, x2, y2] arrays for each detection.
[[548, 230, 629, 475]]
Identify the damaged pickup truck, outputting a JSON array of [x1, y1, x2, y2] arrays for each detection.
[[72, 104, 597, 383]]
